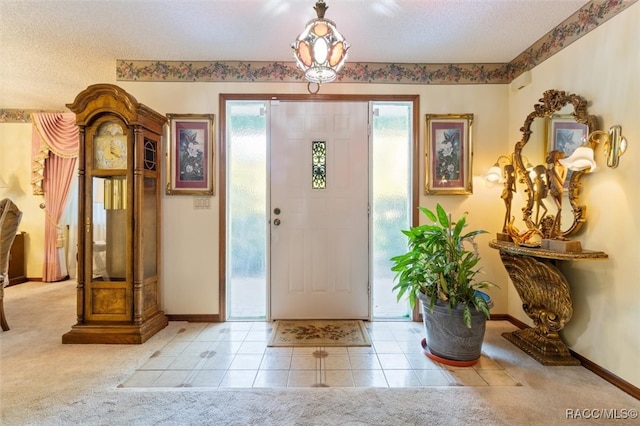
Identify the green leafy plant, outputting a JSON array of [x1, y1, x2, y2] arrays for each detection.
[[391, 204, 496, 328]]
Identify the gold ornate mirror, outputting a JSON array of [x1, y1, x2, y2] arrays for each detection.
[[511, 90, 598, 241]]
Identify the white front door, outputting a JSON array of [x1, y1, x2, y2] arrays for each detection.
[[270, 101, 370, 319]]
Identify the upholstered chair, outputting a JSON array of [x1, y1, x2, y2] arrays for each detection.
[[0, 198, 23, 331]]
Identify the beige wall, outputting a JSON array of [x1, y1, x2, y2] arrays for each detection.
[[0, 3, 637, 389], [0, 124, 46, 278], [507, 3, 639, 388], [115, 81, 510, 317], [0, 84, 510, 315]]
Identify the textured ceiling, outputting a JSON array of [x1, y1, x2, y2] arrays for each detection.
[[1, 0, 590, 109]]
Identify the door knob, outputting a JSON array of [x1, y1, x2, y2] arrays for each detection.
[[273, 218, 281, 226]]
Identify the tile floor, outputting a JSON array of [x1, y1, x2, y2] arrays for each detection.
[[121, 320, 520, 389]]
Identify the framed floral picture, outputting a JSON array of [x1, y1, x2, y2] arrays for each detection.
[[546, 114, 589, 158], [546, 114, 589, 189], [425, 113, 473, 195], [166, 114, 215, 195]]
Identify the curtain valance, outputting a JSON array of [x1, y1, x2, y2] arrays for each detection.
[[31, 113, 78, 195]]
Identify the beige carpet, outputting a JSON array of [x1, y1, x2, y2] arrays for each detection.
[[1, 280, 639, 425], [268, 320, 372, 347]]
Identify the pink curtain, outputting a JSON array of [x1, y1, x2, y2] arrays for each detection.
[[31, 113, 78, 282]]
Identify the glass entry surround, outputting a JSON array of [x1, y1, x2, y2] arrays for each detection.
[[226, 101, 268, 319], [226, 99, 413, 320]]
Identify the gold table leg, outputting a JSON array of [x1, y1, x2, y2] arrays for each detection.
[[498, 252, 580, 366]]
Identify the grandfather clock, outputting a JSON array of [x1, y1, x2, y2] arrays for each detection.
[[62, 84, 168, 344]]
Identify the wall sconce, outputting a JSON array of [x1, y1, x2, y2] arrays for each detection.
[[485, 155, 512, 183], [484, 154, 532, 183], [591, 125, 627, 168], [560, 125, 627, 171]]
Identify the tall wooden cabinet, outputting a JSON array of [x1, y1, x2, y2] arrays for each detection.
[[62, 84, 168, 344]]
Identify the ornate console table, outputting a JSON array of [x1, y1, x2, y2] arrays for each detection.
[[489, 240, 608, 366]]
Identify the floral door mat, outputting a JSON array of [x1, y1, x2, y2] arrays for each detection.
[[268, 320, 372, 347]]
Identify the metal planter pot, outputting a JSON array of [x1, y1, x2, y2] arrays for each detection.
[[418, 292, 487, 362]]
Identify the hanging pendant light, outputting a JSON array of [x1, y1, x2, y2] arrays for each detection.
[[291, 0, 349, 89]]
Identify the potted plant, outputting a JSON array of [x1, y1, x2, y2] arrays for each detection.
[[391, 204, 496, 365]]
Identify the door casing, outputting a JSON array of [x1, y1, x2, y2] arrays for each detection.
[[219, 94, 420, 321]]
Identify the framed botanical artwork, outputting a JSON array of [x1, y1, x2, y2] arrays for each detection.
[[425, 113, 473, 195], [546, 114, 589, 158], [546, 114, 589, 189], [166, 114, 215, 195]]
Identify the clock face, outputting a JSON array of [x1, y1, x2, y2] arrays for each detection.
[[94, 122, 127, 169]]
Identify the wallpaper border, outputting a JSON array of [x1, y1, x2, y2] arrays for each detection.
[[115, 0, 633, 85], [0, 0, 635, 121]]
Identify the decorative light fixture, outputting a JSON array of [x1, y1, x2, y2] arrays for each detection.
[[559, 145, 597, 172], [559, 125, 628, 171], [590, 125, 627, 168], [484, 154, 532, 183], [291, 0, 349, 93], [485, 155, 513, 183]]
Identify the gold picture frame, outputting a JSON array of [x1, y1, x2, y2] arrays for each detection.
[[166, 114, 215, 195], [545, 113, 589, 190], [546, 113, 589, 157], [425, 113, 473, 195]]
